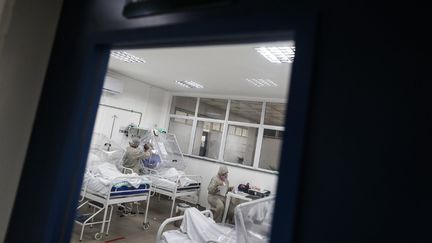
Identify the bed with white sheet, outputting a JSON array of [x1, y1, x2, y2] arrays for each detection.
[[157, 196, 275, 243], [158, 208, 236, 243], [77, 162, 153, 240], [83, 162, 152, 198], [138, 130, 202, 217], [75, 133, 152, 241], [145, 167, 202, 217]]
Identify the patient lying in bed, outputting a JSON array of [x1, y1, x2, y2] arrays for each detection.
[[147, 167, 198, 188], [83, 162, 151, 195]]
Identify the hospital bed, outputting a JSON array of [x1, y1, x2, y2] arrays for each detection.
[[76, 164, 152, 241], [138, 130, 203, 217], [75, 133, 152, 241], [144, 167, 202, 217], [156, 196, 275, 243]]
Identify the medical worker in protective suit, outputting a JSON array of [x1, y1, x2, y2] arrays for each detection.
[[122, 137, 150, 174], [207, 165, 235, 223]]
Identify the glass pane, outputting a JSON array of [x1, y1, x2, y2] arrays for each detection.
[[170, 96, 197, 116], [192, 121, 224, 160], [198, 98, 228, 120], [168, 117, 193, 153], [224, 125, 258, 166], [264, 102, 287, 126], [259, 129, 284, 171], [229, 100, 263, 124]]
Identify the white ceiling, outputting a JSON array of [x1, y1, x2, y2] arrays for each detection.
[[108, 41, 293, 99]]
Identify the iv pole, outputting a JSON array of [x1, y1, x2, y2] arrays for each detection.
[[109, 115, 118, 139]]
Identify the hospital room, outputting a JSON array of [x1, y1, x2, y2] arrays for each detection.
[[73, 41, 292, 242]]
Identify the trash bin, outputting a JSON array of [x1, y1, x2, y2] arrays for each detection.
[[174, 203, 190, 227]]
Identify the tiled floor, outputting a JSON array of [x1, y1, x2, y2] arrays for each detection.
[[71, 195, 196, 243]]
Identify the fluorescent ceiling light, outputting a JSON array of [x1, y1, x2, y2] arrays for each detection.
[[110, 51, 146, 63], [175, 80, 204, 89], [246, 78, 278, 87], [255, 46, 295, 63]]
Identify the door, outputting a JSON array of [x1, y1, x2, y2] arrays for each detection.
[[199, 131, 209, 156], [5, 1, 316, 242]]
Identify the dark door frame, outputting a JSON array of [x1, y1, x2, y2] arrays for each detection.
[[6, 1, 316, 242]]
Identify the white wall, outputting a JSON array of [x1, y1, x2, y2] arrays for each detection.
[[93, 71, 171, 146], [184, 157, 278, 208], [0, 0, 62, 241]]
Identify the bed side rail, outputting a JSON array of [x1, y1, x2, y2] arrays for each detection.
[[142, 167, 160, 175], [119, 166, 134, 174], [177, 174, 202, 183], [156, 210, 213, 243], [175, 175, 203, 190]]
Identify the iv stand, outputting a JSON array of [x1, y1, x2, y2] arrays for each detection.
[[109, 115, 118, 139]]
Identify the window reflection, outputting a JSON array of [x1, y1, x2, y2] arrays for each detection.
[[192, 121, 224, 160], [229, 100, 262, 124], [168, 117, 193, 153], [264, 102, 286, 126], [170, 96, 197, 116], [259, 129, 283, 171], [198, 98, 227, 120], [224, 125, 258, 166]]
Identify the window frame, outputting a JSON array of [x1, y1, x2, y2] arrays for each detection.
[[5, 1, 317, 242], [167, 96, 286, 173]]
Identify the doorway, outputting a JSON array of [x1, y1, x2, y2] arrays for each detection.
[[5, 1, 316, 242]]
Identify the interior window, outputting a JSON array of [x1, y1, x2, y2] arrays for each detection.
[[170, 96, 197, 116]]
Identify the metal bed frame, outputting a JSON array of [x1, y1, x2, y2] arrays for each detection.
[[155, 210, 213, 243], [144, 168, 202, 218], [75, 176, 152, 241]]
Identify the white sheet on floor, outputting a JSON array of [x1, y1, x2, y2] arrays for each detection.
[[179, 207, 236, 243], [83, 163, 150, 195]]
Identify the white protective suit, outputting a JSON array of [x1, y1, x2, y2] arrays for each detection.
[[207, 165, 235, 223]]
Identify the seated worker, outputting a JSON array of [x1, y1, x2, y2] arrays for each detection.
[[207, 165, 235, 223], [122, 137, 150, 174]]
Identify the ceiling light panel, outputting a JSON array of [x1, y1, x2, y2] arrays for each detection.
[[255, 46, 295, 63], [110, 51, 146, 63], [175, 80, 204, 89], [246, 78, 278, 87]]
